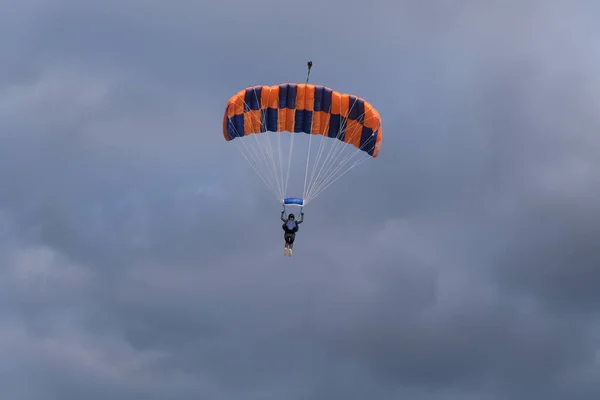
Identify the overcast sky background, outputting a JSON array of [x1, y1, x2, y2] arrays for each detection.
[[1, 1, 600, 399]]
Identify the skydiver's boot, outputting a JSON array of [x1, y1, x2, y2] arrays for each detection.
[[284, 246, 288, 256], [288, 248, 292, 256]]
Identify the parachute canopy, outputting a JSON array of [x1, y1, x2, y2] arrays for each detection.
[[222, 81, 382, 206], [223, 83, 382, 157]]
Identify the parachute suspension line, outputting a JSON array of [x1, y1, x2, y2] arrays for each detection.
[[306, 134, 376, 204], [304, 104, 379, 204], [307, 119, 349, 197], [304, 100, 350, 200], [302, 113, 315, 201], [312, 98, 363, 187], [234, 140, 279, 198], [306, 149, 372, 203], [246, 101, 283, 200], [318, 103, 375, 192], [229, 121, 281, 199], [232, 93, 284, 200], [272, 86, 287, 201], [236, 129, 281, 199], [303, 102, 334, 199], [227, 118, 276, 197], [284, 61, 312, 199], [306, 104, 366, 199], [284, 130, 295, 198], [235, 114, 275, 190], [306, 132, 328, 200], [277, 129, 284, 199], [306, 134, 376, 203], [307, 106, 350, 198], [253, 89, 285, 199], [306, 113, 379, 203]]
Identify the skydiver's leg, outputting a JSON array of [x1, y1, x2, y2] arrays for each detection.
[[288, 234, 295, 256], [285, 234, 294, 246], [284, 232, 293, 255], [284, 233, 296, 256]]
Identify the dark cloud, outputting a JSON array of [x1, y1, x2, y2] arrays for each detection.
[[1, 1, 600, 399]]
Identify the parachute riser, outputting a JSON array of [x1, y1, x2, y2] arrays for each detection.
[[283, 205, 304, 217]]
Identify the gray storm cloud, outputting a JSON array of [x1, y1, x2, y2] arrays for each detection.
[[1, 1, 599, 399]]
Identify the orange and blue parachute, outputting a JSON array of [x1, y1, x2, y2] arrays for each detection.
[[223, 83, 382, 157], [222, 66, 382, 209]]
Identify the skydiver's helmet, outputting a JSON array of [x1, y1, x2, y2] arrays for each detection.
[[288, 214, 295, 220]]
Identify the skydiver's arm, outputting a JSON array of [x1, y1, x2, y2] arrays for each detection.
[[298, 212, 304, 224], [281, 210, 286, 223]]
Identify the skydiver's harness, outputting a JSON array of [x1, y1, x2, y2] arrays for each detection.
[[282, 197, 304, 244], [283, 218, 299, 244], [283, 220, 299, 233]]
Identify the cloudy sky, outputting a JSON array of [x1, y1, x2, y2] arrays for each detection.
[[2, 0, 600, 399]]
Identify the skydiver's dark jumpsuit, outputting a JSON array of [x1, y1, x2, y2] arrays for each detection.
[[281, 211, 304, 249]]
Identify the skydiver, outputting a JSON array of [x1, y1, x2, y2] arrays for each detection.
[[281, 210, 304, 256]]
